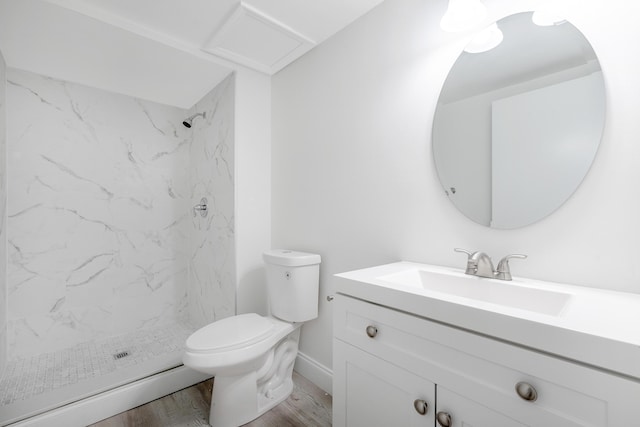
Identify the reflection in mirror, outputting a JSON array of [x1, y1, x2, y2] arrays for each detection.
[[432, 11, 605, 229]]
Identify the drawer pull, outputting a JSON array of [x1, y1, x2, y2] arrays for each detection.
[[436, 411, 452, 426], [515, 382, 538, 402], [365, 325, 378, 338], [413, 399, 428, 415]]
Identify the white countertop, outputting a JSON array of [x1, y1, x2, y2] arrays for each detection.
[[335, 262, 640, 379]]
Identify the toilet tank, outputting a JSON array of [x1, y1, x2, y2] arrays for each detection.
[[263, 249, 321, 322]]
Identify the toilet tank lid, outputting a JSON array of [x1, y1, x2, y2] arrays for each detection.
[[263, 249, 321, 266]]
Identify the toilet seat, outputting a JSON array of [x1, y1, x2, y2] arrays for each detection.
[[186, 313, 275, 353], [183, 314, 297, 376]]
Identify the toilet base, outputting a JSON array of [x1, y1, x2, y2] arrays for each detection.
[[208, 327, 301, 427]]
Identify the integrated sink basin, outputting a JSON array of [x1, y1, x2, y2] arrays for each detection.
[[378, 268, 571, 316], [335, 261, 640, 379]]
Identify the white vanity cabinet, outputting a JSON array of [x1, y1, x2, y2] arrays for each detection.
[[333, 293, 640, 427], [334, 340, 435, 426]]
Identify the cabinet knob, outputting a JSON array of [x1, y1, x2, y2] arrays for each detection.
[[436, 411, 452, 426], [413, 399, 428, 415], [515, 382, 538, 402], [365, 325, 378, 338]]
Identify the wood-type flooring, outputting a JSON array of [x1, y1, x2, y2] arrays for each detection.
[[90, 371, 332, 427]]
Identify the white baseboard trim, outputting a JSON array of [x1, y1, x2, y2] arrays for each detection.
[[8, 366, 211, 427], [294, 351, 333, 395]]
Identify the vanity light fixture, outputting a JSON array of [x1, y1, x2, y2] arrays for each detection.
[[464, 23, 503, 53], [440, 0, 487, 32]]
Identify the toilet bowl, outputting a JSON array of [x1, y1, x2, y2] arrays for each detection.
[[183, 314, 301, 426], [184, 313, 295, 376], [182, 249, 321, 427]]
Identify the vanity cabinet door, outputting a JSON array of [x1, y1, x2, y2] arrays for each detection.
[[435, 386, 527, 427], [333, 339, 435, 427]]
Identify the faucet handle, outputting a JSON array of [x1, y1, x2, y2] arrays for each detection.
[[454, 248, 473, 257], [496, 254, 527, 281], [454, 248, 477, 275]]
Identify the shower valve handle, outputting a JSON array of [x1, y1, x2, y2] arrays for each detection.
[[193, 197, 208, 218]]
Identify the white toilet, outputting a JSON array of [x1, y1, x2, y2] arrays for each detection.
[[183, 249, 321, 427]]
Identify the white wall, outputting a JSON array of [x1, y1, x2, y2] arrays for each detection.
[[0, 49, 6, 369], [272, 0, 640, 376], [234, 68, 272, 316]]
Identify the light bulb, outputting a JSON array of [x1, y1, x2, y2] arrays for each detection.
[[440, 0, 487, 33]]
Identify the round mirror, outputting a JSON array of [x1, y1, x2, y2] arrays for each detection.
[[432, 11, 605, 229]]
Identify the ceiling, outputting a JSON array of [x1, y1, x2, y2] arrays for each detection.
[[0, 0, 383, 108]]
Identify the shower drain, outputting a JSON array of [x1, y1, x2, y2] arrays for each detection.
[[113, 351, 131, 360]]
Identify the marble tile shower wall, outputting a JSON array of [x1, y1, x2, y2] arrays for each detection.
[[188, 74, 235, 328], [5, 69, 196, 359], [0, 51, 7, 368]]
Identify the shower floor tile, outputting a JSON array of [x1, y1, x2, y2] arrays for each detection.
[[0, 320, 194, 425]]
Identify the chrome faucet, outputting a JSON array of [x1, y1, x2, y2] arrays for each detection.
[[495, 254, 527, 280], [454, 248, 526, 281]]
